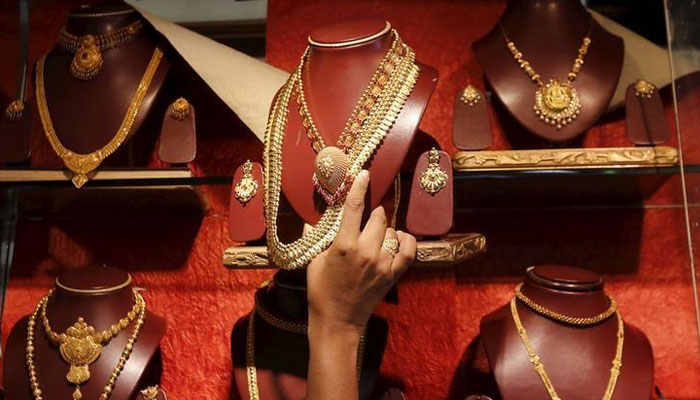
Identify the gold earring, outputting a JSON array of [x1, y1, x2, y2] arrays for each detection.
[[5, 99, 25, 121], [460, 84, 482, 106], [170, 97, 190, 120], [419, 148, 448, 195], [634, 79, 655, 99], [235, 160, 259, 204], [140, 385, 166, 400]]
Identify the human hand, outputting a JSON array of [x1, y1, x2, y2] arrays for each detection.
[[306, 169, 417, 335]]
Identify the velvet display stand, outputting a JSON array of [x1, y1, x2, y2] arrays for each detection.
[[3, 267, 166, 400], [231, 270, 387, 400], [480, 265, 653, 399], [472, 0, 623, 144], [33, 4, 170, 169]]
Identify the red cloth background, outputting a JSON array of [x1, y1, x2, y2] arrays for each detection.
[[2, 0, 700, 399]]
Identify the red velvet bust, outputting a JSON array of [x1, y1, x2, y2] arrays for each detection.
[[280, 19, 438, 224], [3, 267, 165, 400], [231, 270, 388, 400], [39, 4, 169, 165], [480, 265, 653, 400], [473, 0, 624, 143]]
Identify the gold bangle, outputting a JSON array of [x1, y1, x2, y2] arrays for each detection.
[[308, 21, 391, 48], [514, 283, 617, 326], [56, 273, 132, 294]]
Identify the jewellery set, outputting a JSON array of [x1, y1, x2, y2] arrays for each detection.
[[264, 29, 420, 270], [500, 20, 592, 130], [26, 287, 146, 400], [58, 20, 143, 80], [246, 282, 366, 400], [511, 284, 624, 400]]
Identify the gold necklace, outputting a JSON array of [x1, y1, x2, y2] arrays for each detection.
[[510, 298, 624, 400], [246, 301, 367, 400], [514, 283, 617, 326], [295, 33, 404, 204], [500, 21, 592, 130], [58, 21, 143, 80], [36, 47, 163, 188], [264, 31, 420, 269], [27, 289, 146, 400]]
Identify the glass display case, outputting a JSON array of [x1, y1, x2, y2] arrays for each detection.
[[1, 0, 699, 399]]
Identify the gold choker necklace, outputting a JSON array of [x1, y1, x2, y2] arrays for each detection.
[[27, 288, 146, 400], [58, 21, 143, 80], [264, 30, 420, 269], [514, 283, 617, 326], [500, 20, 592, 130], [36, 47, 163, 188], [246, 286, 367, 400], [510, 298, 623, 400]]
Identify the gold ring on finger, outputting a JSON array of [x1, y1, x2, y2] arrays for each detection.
[[381, 238, 400, 257]]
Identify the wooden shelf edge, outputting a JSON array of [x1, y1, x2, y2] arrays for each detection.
[[452, 146, 678, 172], [222, 233, 487, 269], [0, 168, 194, 183]]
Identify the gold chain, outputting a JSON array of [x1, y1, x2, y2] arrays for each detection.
[[36, 47, 163, 188], [510, 298, 624, 400], [264, 31, 420, 269], [514, 283, 617, 326], [499, 21, 592, 130], [27, 289, 147, 400], [246, 308, 367, 400]]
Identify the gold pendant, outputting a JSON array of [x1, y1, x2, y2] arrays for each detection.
[[58, 150, 104, 188], [234, 160, 259, 204], [419, 148, 448, 195], [313, 146, 350, 203], [59, 318, 103, 400], [534, 78, 581, 130], [70, 35, 103, 80]]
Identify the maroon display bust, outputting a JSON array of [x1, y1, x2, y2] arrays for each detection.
[[473, 0, 623, 143], [480, 265, 653, 399], [4, 267, 165, 400]]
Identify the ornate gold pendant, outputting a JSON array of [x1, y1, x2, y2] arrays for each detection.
[[534, 78, 581, 130], [419, 148, 448, 195], [59, 318, 103, 400], [70, 35, 104, 80], [234, 160, 259, 204], [313, 146, 351, 204], [59, 151, 104, 188]]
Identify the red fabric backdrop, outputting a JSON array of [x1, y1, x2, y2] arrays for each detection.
[[2, 0, 700, 399]]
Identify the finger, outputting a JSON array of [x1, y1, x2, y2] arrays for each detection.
[[360, 206, 388, 251], [389, 230, 416, 279], [336, 169, 370, 244], [376, 227, 398, 264]]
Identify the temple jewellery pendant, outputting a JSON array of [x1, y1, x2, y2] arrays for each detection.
[[235, 160, 259, 204], [419, 148, 448, 195]]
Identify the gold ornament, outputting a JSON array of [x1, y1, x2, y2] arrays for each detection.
[[634, 79, 655, 99], [381, 238, 400, 256], [140, 385, 164, 400], [419, 148, 448, 195], [515, 283, 617, 326], [27, 288, 146, 400], [510, 297, 624, 400], [460, 85, 481, 106], [169, 97, 190, 120], [246, 282, 367, 399], [234, 160, 259, 204], [501, 21, 591, 130], [264, 30, 420, 269], [5, 99, 25, 121], [296, 33, 409, 205], [58, 21, 142, 80], [36, 48, 163, 188]]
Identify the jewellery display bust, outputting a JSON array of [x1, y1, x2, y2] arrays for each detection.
[[280, 19, 438, 225], [231, 270, 388, 400], [3, 267, 166, 400], [38, 5, 169, 173], [480, 265, 653, 400], [473, 0, 624, 144]]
